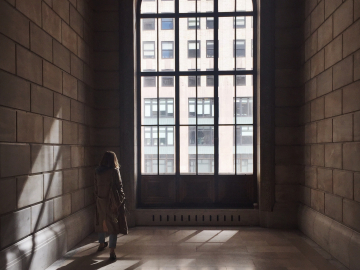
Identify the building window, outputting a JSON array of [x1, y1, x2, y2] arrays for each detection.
[[144, 98, 174, 118], [234, 17, 246, 28], [206, 69, 214, 86], [189, 98, 214, 118], [189, 154, 214, 174], [144, 76, 156, 87], [234, 40, 245, 57], [161, 18, 174, 29], [236, 126, 253, 145], [145, 154, 174, 174], [188, 40, 200, 58], [161, 41, 174, 59], [189, 126, 214, 145], [235, 97, 253, 117], [161, 76, 174, 86], [188, 17, 200, 29], [143, 18, 155, 30], [206, 17, 214, 29], [234, 68, 246, 86], [188, 70, 201, 87], [143, 41, 155, 59], [144, 126, 174, 146], [206, 40, 214, 58]]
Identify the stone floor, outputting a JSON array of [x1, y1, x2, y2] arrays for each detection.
[[46, 227, 348, 270]]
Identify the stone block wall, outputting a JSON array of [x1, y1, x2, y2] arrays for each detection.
[[0, 0, 98, 269], [299, 0, 360, 269]]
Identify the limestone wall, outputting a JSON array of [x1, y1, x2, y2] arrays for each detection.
[[299, 0, 360, 269], [0, 0, 98, 269]]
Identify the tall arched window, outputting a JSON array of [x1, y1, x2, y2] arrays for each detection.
[[137, 0, 257, 207]]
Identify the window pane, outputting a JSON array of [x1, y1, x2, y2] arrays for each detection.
[[236, 125, 253, 174], [197, 0, 214, 13], [180, 76, 196, 125], [219, 126, 235, 174], [180, 126, 195, 174], [180, 18, 196, 71], [142, 77, 158, 125], [161, 18, 174, 30], [218, 0, 234, 12], [159, 126, 175, 174], [236, 19, 253, 70], [141, 0, 157, 14], [142, 126, 158, 174], [159, 18, 175, 70], [219, 17, 235, 71], [188, 17, 200, 29], [159, 0, 174, 13], [236, 0, 253, 11], [188, 40, 201, 58], [143, 18, 155, 30], [198, 126, 214, 174], [236, 75, 253, 124], [159, 76, 175, 125], [179, 0, 195, 13], [141, 20, 157, 71]]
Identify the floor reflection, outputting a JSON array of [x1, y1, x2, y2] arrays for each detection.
[[46, 227, 348, 270]]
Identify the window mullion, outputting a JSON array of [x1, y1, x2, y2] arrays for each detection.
[[214, 0, 219, 176], [175, 0, 180, 176]]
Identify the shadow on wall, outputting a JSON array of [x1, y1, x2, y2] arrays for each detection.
[[1, 110, 99, 270]]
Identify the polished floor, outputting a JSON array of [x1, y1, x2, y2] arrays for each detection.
[[46, 227, 348, 270]]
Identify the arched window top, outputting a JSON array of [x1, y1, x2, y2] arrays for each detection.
[[140, 0, 254, 14]]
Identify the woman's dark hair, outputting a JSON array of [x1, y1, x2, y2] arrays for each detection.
[[99, 151, 120, 168]]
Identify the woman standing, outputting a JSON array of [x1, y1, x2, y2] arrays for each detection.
[[94, 151, 128, 260]]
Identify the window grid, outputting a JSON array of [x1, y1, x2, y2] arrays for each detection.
[[138, 0, 256, 178]]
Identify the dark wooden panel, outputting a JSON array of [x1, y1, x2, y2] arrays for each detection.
[[141, 176, 176, 205], [218, 175, 254, 204], [179, 176, 214, 204]]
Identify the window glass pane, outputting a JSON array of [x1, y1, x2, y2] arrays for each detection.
[[236, 75, 253, 124], [219, 17, 235, 71], [236, 125, 253, 174], [206, 17, 214, 29], [236, 0, 253, 11], [143, 18, 155, 30], [180, 18, 196, 71], [180, 126, 195, 174], [197, 18, 214, 71], [188, 40, 201, 58], [197, 0, 214, 13], [141, 20, 157, 71], [234, 17, 246, 28], [141, 0, 157, 14], [236, 19, 253, 70], [180, 76, 196, 125], [142, 127, 158, 174], [161, 18, 174, 30], [219, 126, 235, 174], [159, 0, 174, 13], [142, 77, 158, 125], [188, 17, 200, 29], [179, 0, 195, 13], [218, 0, 234, 12], [198, 126, 214, 174], [159, 76, 175, 125], [159, 18, 175, 70], [197, 76, 214, 125]]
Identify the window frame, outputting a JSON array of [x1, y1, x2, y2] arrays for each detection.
[[137, 0, 258, 208]]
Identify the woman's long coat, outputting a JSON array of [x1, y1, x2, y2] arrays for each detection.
[[94, 167, 128, 235]]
